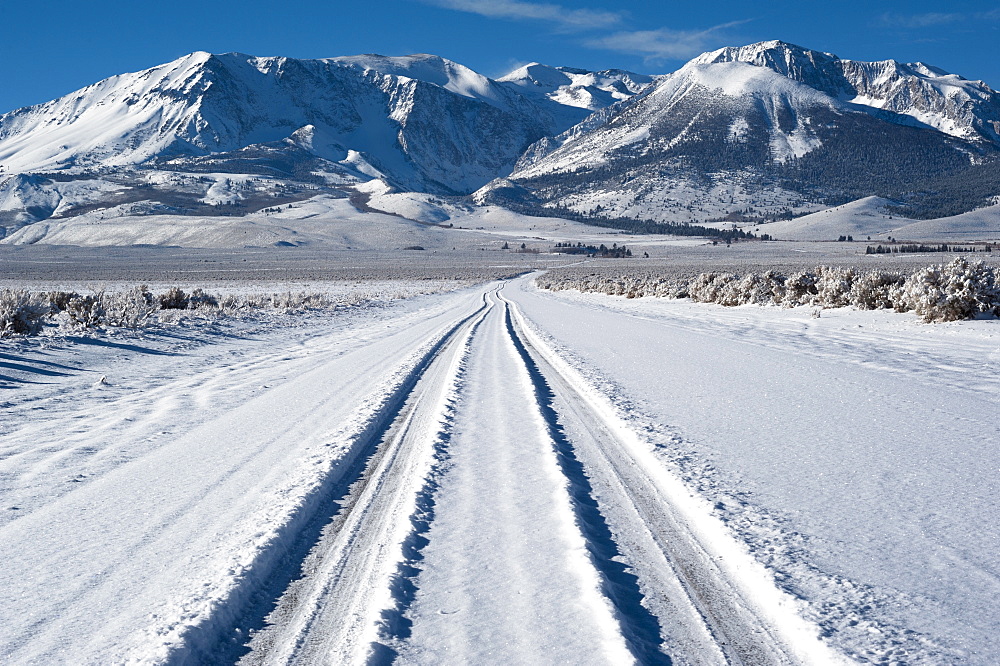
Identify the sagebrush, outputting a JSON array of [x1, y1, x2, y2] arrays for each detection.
[[0, 284, 430, 338], [537, 257, 1000, 323]]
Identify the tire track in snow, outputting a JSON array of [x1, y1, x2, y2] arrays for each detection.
[[503, 289, 847, 666], [236, 291, 494, 665], [377, 287, 635, 664], [224, 280, 844, 665], [500, 299, 671, 665], [0, 289, 494, 665]]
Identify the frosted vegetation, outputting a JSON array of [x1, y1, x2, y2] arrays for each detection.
[[537, 257, 1000, 323], [0, 282, 469, 338]]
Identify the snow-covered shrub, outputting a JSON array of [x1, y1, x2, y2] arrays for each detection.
[[688, 273, 739, 303], [159, 287, 189, 310], [730, 272, 785, 305], [101, 287, 158, 328], [42, 287, 157, 330], [187, 288, 219, 309], [667, 279, 690, 299], [814, 267, 855, 308], [782, 271, 819, 306], [63, 294, 105, 328], [45, 291, 78, 312], [535, 259, 1000, 323], [898, 257, 1000, 322], [849, 272, 904, 310], [713, 276, 746, 307], [0, 290, 50, 337], [2, 281, 446, 339]]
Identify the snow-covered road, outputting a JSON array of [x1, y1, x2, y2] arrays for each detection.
[[2, 273, 997, 664]]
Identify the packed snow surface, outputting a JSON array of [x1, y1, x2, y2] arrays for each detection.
[[1, 272, 998, 664]]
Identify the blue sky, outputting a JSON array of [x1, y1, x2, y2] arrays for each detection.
[[2, 0, 998, 113]]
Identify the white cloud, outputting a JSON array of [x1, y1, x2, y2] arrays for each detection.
[[881, 9, 1000, 28], [584, 21, 749, 62], [424, 0, 622, 31], [422, 0, 751, 63], [880, 12, 964, 28]]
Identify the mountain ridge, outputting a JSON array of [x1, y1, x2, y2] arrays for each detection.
[[1, 42, 998, 242], [692, 40, 1000, 143], [0, 51, 650, 188]]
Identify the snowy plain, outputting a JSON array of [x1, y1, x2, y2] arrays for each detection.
[[2, 255, 998, 664]]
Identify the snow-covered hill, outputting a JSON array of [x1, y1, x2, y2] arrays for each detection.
[[497, 63, 654, 127], [749, 197, 908, 241], [479, 41, 1000, 225]]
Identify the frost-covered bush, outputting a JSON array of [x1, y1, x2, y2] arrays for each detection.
[[898, 257, 1000, 322], [536, 258, 1000, 322], [813, 267, 855, 308], [782, 271, 819, 306], [1, 282, 455, 339], [55, 290, 155, 329], [0, 290, 50, 337], [188, 288, 219, 309], [731, 272, 785, 305], [100, 287, 158, 328], [45, 291, 78, 312], [849, 272, 904, 310], [62, 294, 104, 328], [688, 273, 738, 304], [159, 287, 189, 310]]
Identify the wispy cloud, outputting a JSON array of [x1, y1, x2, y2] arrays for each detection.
[[422, 0, 750, 63], [880, 12, 964, 28], [881, 9, 1000, 28], [584, 21, 750, 63], [423, 0, 623, 31]]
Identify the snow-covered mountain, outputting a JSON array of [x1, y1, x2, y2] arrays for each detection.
[[693, 41, 1000, 144], [2, 42, 999, 241], [0, 52, 602, 191], [497, 64, 655, 126], [0, 51, 653, 234], [479, 41, 1000, 225]]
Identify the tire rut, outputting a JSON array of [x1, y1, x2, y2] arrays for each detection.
[[233, 292, 494, 666], [502, 291, 838, 666]]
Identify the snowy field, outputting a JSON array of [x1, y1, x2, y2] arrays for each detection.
[[1, 256, 997, 664]]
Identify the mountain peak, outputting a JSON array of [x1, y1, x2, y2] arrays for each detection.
[[686, 40, 1000, 143], [498, 63, 573, 89], [697, 40, 818, 59], [690, 41, 844, 90]]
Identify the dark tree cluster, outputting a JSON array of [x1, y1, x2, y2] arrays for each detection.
[[866, 243, 993, 254], [553, 242, 633, 257]]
